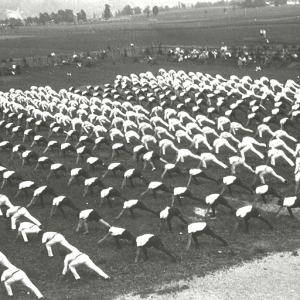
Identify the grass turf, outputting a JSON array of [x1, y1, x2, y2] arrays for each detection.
[[0, 60, 300, 300]]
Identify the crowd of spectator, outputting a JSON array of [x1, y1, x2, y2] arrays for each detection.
[[165, 44, 300, 68]]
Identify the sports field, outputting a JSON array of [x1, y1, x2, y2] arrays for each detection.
[[0, 5, 300, 300], [1, 5, 300, 58]]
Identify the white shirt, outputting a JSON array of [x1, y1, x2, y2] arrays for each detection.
[[87, 157, 99, 164], [189, 169, 202, 175], [85, 178, 97, 186], [33, 186, 47, 196], [4, 171, 15, 178], [79, 209, 93, 219], [61, 143, 70, 150], [109, 227, 125, 236], [283, 197, 297, 207], [223, 176, 236, 185], [123, 200, 138, 208], [71, 168, 81, 176], [76, 146, 85, 154], [164, 164, 175, 170], [236, 205, 252, 218], [101, 187, 113, 198], [133, 145, 144, 152], [149, 182, 162, 189], [51, 163, 62, 170], [124, 169, 135, 178], [18, 222, 40, 233], [22, 150, 31, 158], [160, 207, 170, 219], [19, 181, 34, 189], [205, 194, 219, 204], [188, 222, 207, 233], [255, 185, 268, 194], [136, 234, 154, 247], [42, 232, 64, 244], [52, 196, 66, 206], [108, 163, 120, 170], [174, 187, 187, 195], [38, 157, 48, 162], [143, 151, 153, 161], [112, 143, 123, 149]]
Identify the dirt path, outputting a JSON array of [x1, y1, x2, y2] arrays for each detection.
[[116, 251, 300, 300]]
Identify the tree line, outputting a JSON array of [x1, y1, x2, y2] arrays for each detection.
[[0, 9, 87, 27], [103, 4, 161, 19], [0, 0, 290, 27]]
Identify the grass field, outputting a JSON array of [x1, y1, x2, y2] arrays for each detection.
[[1, 5, 300, 58], [1, 5, 300, 300]]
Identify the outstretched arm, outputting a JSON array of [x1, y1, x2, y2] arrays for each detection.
[[97, 232, 112, 244], [99, 219, 111, 228], [135, 247, 142, 263], [158, 219, 165, 232], [186, 233, 192, 251], [275, 206, 284, 218], [115, 208, 125, 219]]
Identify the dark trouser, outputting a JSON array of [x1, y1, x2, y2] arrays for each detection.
[[166, 213, 188, 231], [86, 211, 101, 222], [129, 176, 148, 188], [58, 198, 80, 217], [114, 230, 134, 248], [244, 208, 273, 232], [261, 187, 281, 203], [192, 226, 228, 247], [176, 190, 203, 206], [211, 196, 234, 217], [129, 202, 157, 219], [227, 179, 253, 196], [193, 172, 218, 185], [153, 185, 172, 199], [143, 236, 176, 262], [168, 167, 184, 178]]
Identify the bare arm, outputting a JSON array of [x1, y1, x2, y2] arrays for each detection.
[[186, 233, 192, 251], [275, 206, 284, 218], [97, 232, 112, 244], [134, 247, 142, 263], [99, 219, 111, 228], [115, 208, 125, 219]]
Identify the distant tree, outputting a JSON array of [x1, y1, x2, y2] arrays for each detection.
[[33, 16, 40, 24], [39, 13, 46, 25], [121, 5, 133, 16], [65, 9, 74, 22], [181, 3, 187, 9], [43, 12, 51, 23], [57, 10, 66, 22], [26, 16, 33, 25], [77, 9, 87, 21], [165, 6, 170, 11], [134, 7, 142, 15], [50, 12, 59, 23], [152, 6, 159, 16], [80, 9, 87, 21], [103, 4, 111, 20], [144, 6, 151, 17]]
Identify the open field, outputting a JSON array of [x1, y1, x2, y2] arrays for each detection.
[[1, 5, 300, 300], [1, 5, 300, 58], [0, 59, 300, 300]]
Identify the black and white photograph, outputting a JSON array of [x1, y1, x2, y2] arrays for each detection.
[[1, 0, 300, 299]]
